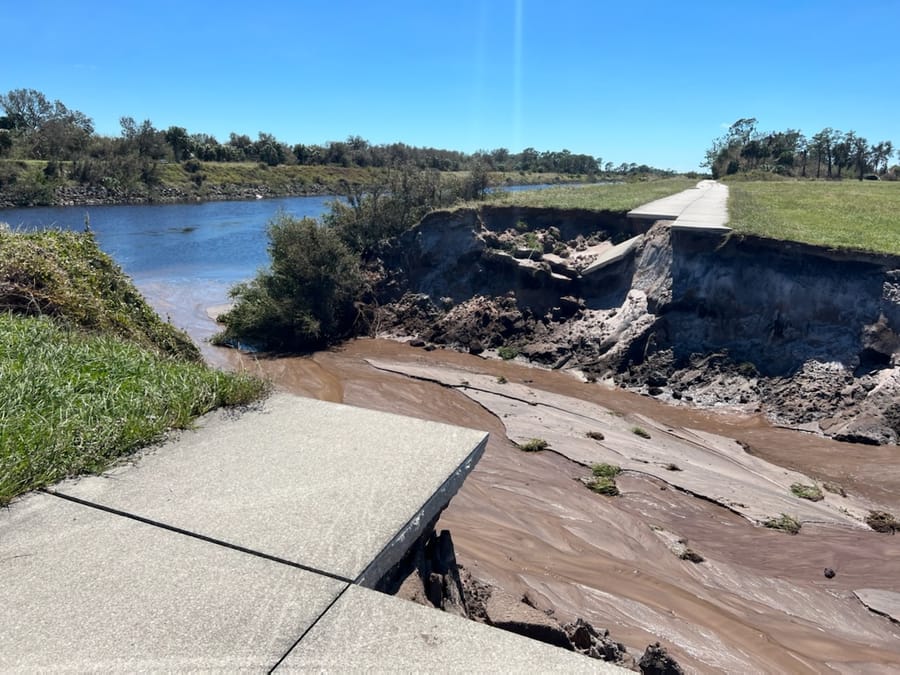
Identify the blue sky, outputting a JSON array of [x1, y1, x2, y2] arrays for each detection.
[[4, 1, 898, 172]]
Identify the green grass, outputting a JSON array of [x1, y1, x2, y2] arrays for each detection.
[[790, 482, 824, 501], [486, 177, 697, 211], [518, 438, 549, 452], [728, 181, 900, 255], [631, 426, 651, 439], [763, 513, 801, 535], [586, 463, 622, 496], [0, 314, 267, 505], [591, 463, 622, 479], [0, 229, 199, 360]]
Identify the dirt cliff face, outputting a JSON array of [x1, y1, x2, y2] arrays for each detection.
[[374, 206, 900, 445]]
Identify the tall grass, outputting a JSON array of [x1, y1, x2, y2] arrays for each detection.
[[728, 181, 900, 255], [0, 314, 267, 504]]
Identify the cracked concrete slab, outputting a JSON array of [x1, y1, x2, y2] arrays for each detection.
[[49, 394, 487, 584]]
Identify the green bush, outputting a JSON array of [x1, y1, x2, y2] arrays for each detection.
[[497, 345, 518, 360], [218, 213, 363, 351], [588, 476, 619, 496]]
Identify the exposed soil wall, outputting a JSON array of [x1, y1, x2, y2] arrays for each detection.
[[375, 206, 900, 445]]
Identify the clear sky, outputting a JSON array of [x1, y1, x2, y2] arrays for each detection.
[[4, 0, 898, 172]]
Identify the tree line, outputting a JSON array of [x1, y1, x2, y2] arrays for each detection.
[[0, 88, 630, 178], [705, 118, 897, 180]]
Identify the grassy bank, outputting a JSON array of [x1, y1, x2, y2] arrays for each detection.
[[727, 180, 900, 255], [0, 315, 265, 504], [0, 229, 267, 505], [487, 176, 698, 211]]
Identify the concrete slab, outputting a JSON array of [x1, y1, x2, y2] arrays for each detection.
[[855, 589, 900, 623], [0, 492, 346, 672], [277, 584, 621, 673], [582, 235, 643, 275], [629, 180, 731, 234], [50, 394, 488, 586]]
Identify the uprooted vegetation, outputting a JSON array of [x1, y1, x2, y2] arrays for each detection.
[[763, 514, 802, 535], [0, 229, 266, 505], [586, 463, 622, 496], [791, 483, 824, 501], [866, 510, 898, 533]]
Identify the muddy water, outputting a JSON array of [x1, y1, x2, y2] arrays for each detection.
[[206, 338, 900, 672]]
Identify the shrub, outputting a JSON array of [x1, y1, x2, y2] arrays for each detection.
[[218, 213, 363, 351], [586, 430, 605, 441], [496, 375, 508, 384], [763, 514, 801, 535], [790, 483, 824, 501], [497, 345, 518, 360], [631, 426, 651, 439], [518, 438, 548, 452]]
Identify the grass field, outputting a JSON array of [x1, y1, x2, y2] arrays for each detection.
[[487, 177, 698, 211], [727, 180, 900, 255]]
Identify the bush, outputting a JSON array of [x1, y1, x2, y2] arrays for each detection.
[[497, 345, 518, 360], [631, 426, 651, 439], [218, 213, 363, 351]]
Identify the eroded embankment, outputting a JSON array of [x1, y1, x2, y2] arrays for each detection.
[[374, 205, 900, 445]]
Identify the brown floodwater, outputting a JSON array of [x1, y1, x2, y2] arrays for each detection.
[[202, 338, 900, 672]]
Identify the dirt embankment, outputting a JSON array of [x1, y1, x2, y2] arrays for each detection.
[[373, 205, 900, 446]]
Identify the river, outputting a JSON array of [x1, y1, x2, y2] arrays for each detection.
[[4, 194, 900, 670]]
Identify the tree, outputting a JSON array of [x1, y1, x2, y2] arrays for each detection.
[[219, 214, 363, 351]]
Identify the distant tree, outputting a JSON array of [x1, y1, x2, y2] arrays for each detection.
[[164, 126, 191, 161]]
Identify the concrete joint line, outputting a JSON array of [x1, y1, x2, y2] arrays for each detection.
[[42, 488, 354, 584]]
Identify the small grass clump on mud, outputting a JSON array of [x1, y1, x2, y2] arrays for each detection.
[[727, 181, 900, 255], [587, 463, 622, 496], [790, 482, 824, 501], [866, 510, 898, 533], [763, 513, 802, 535], [518, 438, 549, 452], [631, 426, 651, 439], [487, 177, 697, 212], [0, 314, 267, 505]]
